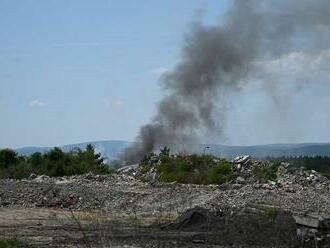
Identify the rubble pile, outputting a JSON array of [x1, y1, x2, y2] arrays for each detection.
[[134, 154, 161, 182], [0, 157, 329, 246], [276, 165, 329, 188], [0, 160, 329, 214], [130, 154, 330, 189]]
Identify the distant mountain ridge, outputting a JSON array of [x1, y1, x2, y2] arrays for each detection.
[[197, 143, 330, 158], [15, 140, 132, 161], [14, 141, 330, 160]]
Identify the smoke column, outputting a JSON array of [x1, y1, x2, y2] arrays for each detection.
[[121, 0, 330, 164]]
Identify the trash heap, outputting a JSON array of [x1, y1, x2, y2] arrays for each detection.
[[1, 155, 329, 247], [127, 154, 324, 186], [276, 164, 329, 191]]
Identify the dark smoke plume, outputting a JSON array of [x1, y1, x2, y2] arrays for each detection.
[[121, 0, 330, 164]]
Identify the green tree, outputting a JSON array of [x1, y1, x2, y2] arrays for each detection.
[[44, 147, 66, 176], [0, 145, 112, 179], [159, 146, 170, 157], [28, 152, 43, 173], [0, 149, 19, 169]]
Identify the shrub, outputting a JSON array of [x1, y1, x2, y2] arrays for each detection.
[[321, 171, 330, 179], [253, 162, 280, 182], [158, 155, 194, 183], [262, 207, 279, 220], [207, 160, 236, 184], [156, 154, 234, 185], [0, 149, 19, 169], [0, 238, 21, 248]]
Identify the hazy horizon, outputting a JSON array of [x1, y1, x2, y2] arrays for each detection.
[[7, 139, 330, 151]]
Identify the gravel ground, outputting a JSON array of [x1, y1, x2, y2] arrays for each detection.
[[0, 170, 329, 216], [1, 168, 330, 247]]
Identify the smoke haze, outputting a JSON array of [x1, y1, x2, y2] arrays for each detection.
[[121, 0, 330, 164]]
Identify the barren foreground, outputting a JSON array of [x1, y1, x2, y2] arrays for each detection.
[[0, 169, 330, 247]]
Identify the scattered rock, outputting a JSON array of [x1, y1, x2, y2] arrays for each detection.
[[33, 175, 51, 182], [0, 158, 329, 246], [236, 176, 245, 184], [28, 173, 37, 180]]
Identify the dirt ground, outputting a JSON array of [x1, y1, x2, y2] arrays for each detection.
[[0, 206, 303, 248], [0, 207, 218, 248], [1, 172, 329, 247]]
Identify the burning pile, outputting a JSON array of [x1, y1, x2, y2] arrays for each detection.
[[118, 153, 330, 192]]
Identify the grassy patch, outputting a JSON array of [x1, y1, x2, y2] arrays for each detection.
[[261, 207, 279, 220], [0, 238, 21, 248], [321, 172, 330, 179]]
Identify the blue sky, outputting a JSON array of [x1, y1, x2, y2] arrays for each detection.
[[0, 0, 230, 148]]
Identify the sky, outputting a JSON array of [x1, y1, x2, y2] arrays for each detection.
[[2, 1, 330, 149], [0, 0, 230, 148]]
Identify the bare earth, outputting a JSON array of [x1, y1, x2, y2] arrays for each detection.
[[0, 171, 330, 247]]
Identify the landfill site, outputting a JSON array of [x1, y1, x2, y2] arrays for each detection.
[[1, 156, 330, 248]]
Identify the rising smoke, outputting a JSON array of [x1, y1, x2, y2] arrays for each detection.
[[121, 0, 330, 164]]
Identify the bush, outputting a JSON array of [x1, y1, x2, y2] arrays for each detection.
[[0, 149, 19, 169], [156, 154, 234, 185], [0, 238, 21, 248], [208, 160, 236, 184], [158, 155, 194, 184], [262, 207, 279, 220], [321, 171, 330, 179], [253, 162, 280, 182]]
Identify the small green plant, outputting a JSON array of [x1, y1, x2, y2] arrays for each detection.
[[320, 169, 330, 179], [253, 162, 280, 182], [262, 207, 279, 220], [322, 172, 330, 179], [0, 238, 21, 248], [158, 155, 194, 183], [207, 160, 236, 185]]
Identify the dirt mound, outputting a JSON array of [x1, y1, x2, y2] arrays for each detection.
[[165, 207, 300, 247], [165, 207, 211, 231]]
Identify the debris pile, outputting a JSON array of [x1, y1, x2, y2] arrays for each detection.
[[1, 156, 328, 214], [126, 154, 329, 189], [277, 165, 329, 188], [0, 157, 329, 246]]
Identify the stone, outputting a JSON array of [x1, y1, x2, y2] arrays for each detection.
[[28, 173, 37, 180], [236, 176, 245, 184]]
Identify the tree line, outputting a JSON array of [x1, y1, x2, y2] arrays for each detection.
[[0, 144, 112, 179], [267, 156, 330, 179]]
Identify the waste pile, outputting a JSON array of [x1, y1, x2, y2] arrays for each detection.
[[0, 160, 329, 214], [0, 155, 330, 246], [130, 153, 330, 187]]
